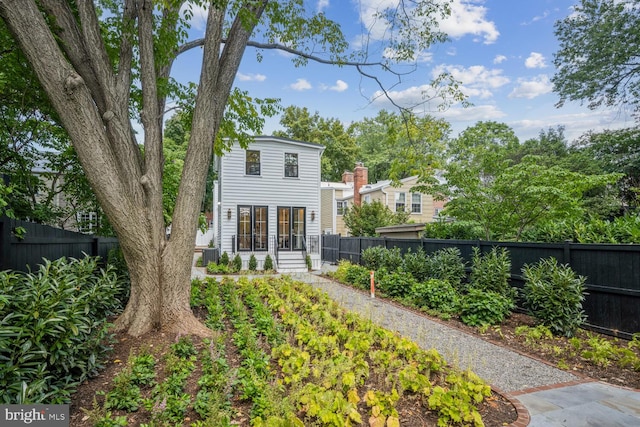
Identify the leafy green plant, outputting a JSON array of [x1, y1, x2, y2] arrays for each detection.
[[410, 279, 460, 314], [171, 335, 198, 359], [344, 263, 371, 290], [522, 257, 586, 337], [263, 254, 274, 271], [515, 325, 553, 346], [425, 247, 467, 291], [220, 251, 230, 266], [0, 256, 126, 404], [376, 269, 416, 298], [248, 254, 258, 271], [469, 247, 515, 300], [459, 289, 514, 326], [103, 372, 141, 412], [402, 247, 430, 282], [361, 246, 387, 270], [207, 262, 230, 274], [232, 254, 243, 272]]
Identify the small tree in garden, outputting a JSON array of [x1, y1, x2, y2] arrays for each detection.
[[343, 200, 409, 237], [263, 254, 274, 271], [522, 257, 587, 337], [248, 254, 257, 271]]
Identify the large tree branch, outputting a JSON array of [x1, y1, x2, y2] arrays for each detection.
[[136, 0, 164, 243]]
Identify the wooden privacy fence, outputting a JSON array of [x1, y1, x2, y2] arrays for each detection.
[[0, 217, 119, 272], [322, 234, 640, 339]]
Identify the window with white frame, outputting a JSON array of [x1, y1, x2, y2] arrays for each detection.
[[284, 152, 298, 177], [76, 211, 97, 234], [336, 200, 347, 215], [395, 192, 406, 212], [245, 150, 261, 175], [411, 193, 422, 213], [363, 194, 371, 204]]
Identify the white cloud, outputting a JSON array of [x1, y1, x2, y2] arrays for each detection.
[[493, 55, 507, 64], [290, 78, 312, 91], [521, 10, 550, 25], [237, 73, 266, 82], [356, 0, 499, 46], [525, 52, 547, 69], [437, 104, 507, 122], [433, 64, 510, 99], [329, 80, 348, 92], [440, 0, 500, 44], [317, 0, 329, 13], [509, 75, 552, 99]]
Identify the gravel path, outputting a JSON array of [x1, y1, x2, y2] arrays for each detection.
[[289, 271, 578, 393]]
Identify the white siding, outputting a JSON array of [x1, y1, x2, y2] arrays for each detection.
[[217, 137, 323, 266]]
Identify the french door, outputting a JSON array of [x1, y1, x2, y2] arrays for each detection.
[[277, 206, 305, 251], [237, 206, 268, 251]]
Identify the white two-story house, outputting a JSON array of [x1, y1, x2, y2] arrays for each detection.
[[213, 136, 324, 272]]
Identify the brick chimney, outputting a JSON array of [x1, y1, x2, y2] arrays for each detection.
[[353, 162, 368, 206], [342, 171, 354, 184]]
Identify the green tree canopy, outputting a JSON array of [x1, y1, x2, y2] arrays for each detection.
[[553, 0, 640, 120], [274, 106, 358, 181]]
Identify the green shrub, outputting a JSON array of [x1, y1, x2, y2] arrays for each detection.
[[469, 247, 515, 300], [425, 248, 467, 290], [232, 254, 242, 272], [382, 247, 404, 271], [207, 262, 230, 275], [0, 256, 127, 404], [344, 263, 371, 290], [376, 269, 416, 298], [264, 254, 274, 271], [422, 221, 484, 240], [305, 254, 312, 271], [220, 251, 230, 266], [410, 279, 460, 314], [402, 248, 430, 282], [332, 260, 352, 283], [248, 254, 258, 271], [361, 246, 387, 270], [459, 289, 514, 326], [522, 257, 587, 337]]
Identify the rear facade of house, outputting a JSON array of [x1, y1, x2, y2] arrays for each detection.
[[214, 136, 324, 272]]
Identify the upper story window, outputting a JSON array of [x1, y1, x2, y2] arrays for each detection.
[[411, 193, 422, 213], [246, 150, 261, 175], [336, 200, 347, 215], [395, 192, 406, 212], [285, 153, 298, 177], [363, 194, 371, 204]]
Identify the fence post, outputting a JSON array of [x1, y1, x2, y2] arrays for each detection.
[[563, 240, 571, 264], [92, 237, 100, 258], [0, 217, 10, 270]]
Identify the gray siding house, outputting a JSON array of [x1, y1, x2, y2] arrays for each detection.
[[213, 136, 324, 272]]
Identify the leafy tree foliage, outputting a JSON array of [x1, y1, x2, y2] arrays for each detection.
[[343, 200, 409, 237], [351, 110, 448, 183], [553, 0, 640, 120], [274, 106, 357, 181], [420, 122, 621, 240]]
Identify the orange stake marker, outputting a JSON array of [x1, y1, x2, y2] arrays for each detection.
[[370, 270, 375, 298]]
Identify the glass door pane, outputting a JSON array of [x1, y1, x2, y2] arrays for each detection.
[[278, 207, 290, 250], [238, 206, 251, 250], [292, 207, 305, 250], [254, 206, 267, 250]]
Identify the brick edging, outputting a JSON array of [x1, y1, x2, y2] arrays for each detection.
[[491, 385, 531, 427]]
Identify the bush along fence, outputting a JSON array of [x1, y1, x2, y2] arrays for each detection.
[[321, 234, 640, 339], [0, 216, 119, 272]]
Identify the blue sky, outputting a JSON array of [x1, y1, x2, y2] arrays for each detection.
[[172, 0, 635, 144]]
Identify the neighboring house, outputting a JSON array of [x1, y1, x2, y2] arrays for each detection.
[[320, 170, 354, 235], [320, 163, 445, 236], [213, 136, 324, 272]]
